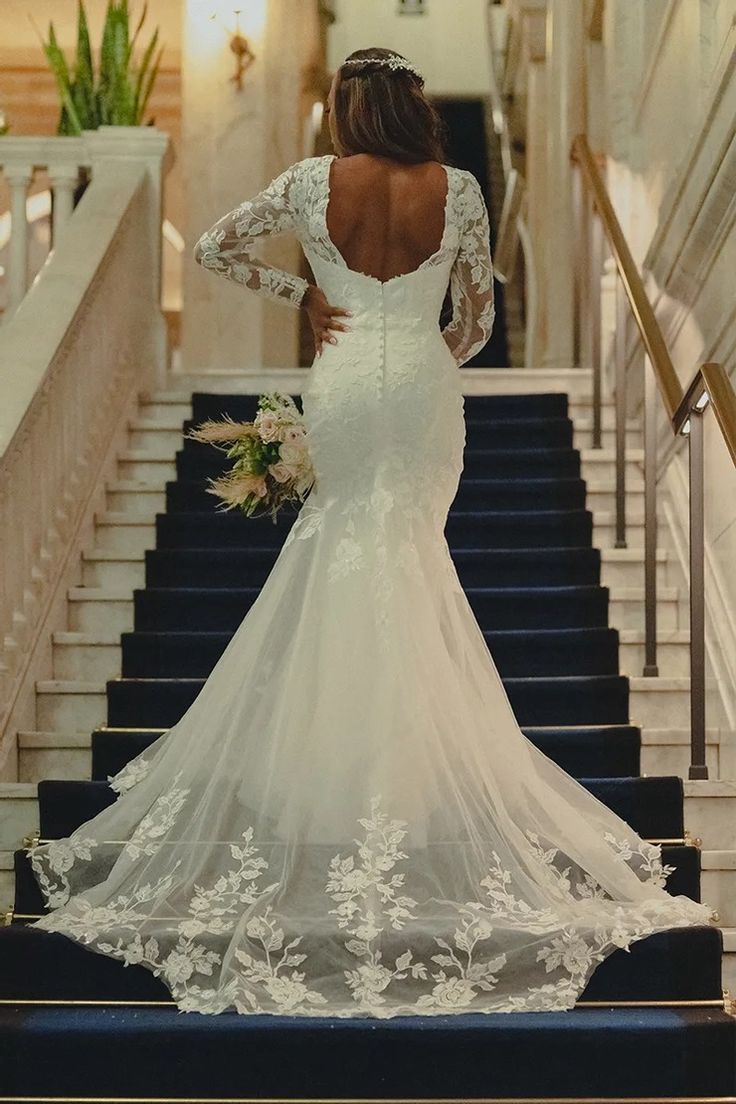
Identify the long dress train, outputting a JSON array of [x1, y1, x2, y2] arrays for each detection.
[[26, 154, 714, 1018]]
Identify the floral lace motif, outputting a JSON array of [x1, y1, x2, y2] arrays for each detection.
[[27, 789, 713, 1018], [193, 164, 310, 308]]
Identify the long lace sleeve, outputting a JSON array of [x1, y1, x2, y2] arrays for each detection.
[[441, 174, 496, 367], [193, 162, 310, 309]]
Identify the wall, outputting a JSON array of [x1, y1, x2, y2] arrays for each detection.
[[327, 0, 493, 94]]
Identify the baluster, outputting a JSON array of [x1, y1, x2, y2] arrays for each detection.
[[643, 354, 659, 676], [688, 406, 708, 779], [589, 213, 604, 449], [571, 165, 582, 367], [4, 163, 32, 316], [48, 162, 80, 245], [613, 279, 627, 547]]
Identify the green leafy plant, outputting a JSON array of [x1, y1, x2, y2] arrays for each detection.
[[40, 0, 162, 135]]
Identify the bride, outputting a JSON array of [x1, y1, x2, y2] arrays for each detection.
[[25, 47, 714, 1018]]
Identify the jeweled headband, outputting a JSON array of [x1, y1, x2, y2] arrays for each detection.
[[340, 54, 424, 82]]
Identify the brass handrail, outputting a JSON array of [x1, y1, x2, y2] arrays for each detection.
[[570, 132, 736, 780], [570, 134, 683, 422], [673, 362, 736, 466]]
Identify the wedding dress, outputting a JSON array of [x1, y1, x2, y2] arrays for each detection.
[[26, 153, 714, 1018]]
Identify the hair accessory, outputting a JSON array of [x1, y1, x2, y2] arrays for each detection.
[[341, 54, 423, 81]]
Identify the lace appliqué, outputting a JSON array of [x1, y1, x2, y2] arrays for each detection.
[[28, 787, 714, 1017], [193, 162, 309, 309], [440, 173, 496, 368]]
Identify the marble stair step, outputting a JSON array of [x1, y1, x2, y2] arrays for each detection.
[[105, 481, 167, 514], [67, 588, 134, 634], [701, 852, 736, 927], [80, 546, 671, 592], [17, 730, 92, 783], [64, 581, 682, 635], [599, 547, 672, 588], [579, 454, 645, 490], [81, 549, 145, 590], [92, 513, 156, 555], [641, 728, 722, 778], [117, 450, 177, 483], [52, 632, 121, 681], [617, 630, 690, 677], [684, 780, 736, 849], [0, 783, 38, 854], [0, 850, 13, 912], [572, 425, 642, 451], [722, 927, 736, 994], [34, 681, 106, 732], [629, 678, 692, 729], [135, 391, 192, 426]]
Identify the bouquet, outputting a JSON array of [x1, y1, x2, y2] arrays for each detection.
[[185, 392, 315, 521]]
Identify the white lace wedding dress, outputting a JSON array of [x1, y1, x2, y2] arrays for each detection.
[[26, 154, 714, 1018]]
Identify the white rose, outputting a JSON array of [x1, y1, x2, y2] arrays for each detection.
[[279, 441, 306, 466]]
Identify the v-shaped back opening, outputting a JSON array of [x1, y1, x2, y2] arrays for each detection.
[[322, 154, 452, 287]]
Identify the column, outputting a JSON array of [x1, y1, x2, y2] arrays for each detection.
[[542, 0, 586, 369], [520, 3, 548, 368]]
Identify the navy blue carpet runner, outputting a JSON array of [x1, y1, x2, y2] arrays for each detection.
[[0, 391, 734, 1102]]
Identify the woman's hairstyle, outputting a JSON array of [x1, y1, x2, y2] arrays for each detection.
[[331, 47, 449, 164]]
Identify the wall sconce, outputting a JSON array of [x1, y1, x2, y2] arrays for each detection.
[[209, 7, 257, 90]]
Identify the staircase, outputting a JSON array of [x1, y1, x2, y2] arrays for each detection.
[[0, 388, 734, 1102]]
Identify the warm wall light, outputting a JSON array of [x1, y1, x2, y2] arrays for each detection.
[[207, 6, 258, 90]]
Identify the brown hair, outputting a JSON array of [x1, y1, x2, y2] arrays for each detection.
[[331, 47, 449, 164]]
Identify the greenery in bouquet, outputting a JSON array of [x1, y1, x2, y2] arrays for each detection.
[[185, 393, 315, 522]]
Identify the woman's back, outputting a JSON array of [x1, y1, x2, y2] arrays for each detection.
[[324, 154, 451, 284]]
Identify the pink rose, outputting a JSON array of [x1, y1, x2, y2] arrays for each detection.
[[255, 411, 279, 443], [269, 461, 292, 483]]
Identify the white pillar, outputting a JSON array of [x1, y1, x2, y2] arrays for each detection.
[[181, 1, 270, 374], [521, 4, 548, 368], [543, 0, 586, 370], [180, 0, 312, 374], [5, 164, 32, 316]]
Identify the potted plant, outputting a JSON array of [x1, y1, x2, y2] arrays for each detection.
[[40, 0, 163, 205]]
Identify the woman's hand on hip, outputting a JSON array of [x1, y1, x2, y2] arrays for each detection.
[[301, 286, 352, 357]]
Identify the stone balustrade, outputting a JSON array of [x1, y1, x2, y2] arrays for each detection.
[[0, 127, 170, 779]]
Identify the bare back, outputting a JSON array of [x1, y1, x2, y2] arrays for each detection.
[[324, 154, 450, 284]]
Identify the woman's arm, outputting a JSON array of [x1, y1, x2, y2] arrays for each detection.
[[193, 161, 310, 309], [441, 174, 496, 367]]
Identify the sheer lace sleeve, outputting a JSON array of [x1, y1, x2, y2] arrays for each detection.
[[441, 173, 496, 367], [193, 162, 310, 309]]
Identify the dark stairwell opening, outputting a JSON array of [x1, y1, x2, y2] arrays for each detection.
[[434, 96, 510, 368]]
